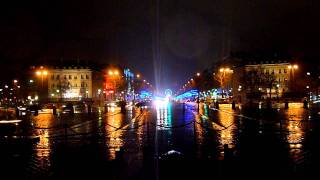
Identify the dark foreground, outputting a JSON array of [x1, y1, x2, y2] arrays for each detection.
[[1, 102, 320, 179]]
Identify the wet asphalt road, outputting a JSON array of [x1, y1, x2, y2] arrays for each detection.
[[1, 102, 320, 179]]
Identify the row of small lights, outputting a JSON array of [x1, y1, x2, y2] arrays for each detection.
[[179, 68, 232, 92], [135, 73, 152, 87], [180, 64, 301, 94], [0, 79, 21, 92]]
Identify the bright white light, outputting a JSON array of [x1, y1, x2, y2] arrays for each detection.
[[0, 120, 22, 124], [27, 96, 31, 100], [5, 85, 8, 88], [29, 80, 33, 83], [153, 98, 169, 108], [35, 96, 38, 100], [64, 91, 78, 98], [307, 72, 311, 76], [51, 93, 55, 97]]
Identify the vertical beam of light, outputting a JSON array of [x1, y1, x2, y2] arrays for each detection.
[[153, 1, 160, 179], [153, 0, 161, 95]]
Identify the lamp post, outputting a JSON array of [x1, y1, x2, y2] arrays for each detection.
[[35, 68, 48, 101], [36, 69, 48, 88], [288, 64, 298, 93], [196, 72, 201, 112], [218, 67, 232, 98], [107, 69, 120, 101]]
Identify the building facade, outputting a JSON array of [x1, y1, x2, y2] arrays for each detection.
[[233, 61, 294, 101], [47, 66, 92, 100]]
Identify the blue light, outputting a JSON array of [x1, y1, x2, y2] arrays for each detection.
[[165, 89, 173, 97], [139, 90, 152, 99]]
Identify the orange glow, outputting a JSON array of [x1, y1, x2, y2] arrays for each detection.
[[36, 71, 42, 76], [105, 108, 124, 160], [43, 71, 48, 76]]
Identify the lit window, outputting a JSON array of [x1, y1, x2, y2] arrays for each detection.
[[69, 75, 72, 79], [56, 75, 60, 80], [81, 75, 84, 79], [86, 74, 89, 79], [74, 76, 77, 79]]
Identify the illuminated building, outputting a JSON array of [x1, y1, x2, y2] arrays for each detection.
[[47, 66, 92, 100], [233, 61, 293, 100]]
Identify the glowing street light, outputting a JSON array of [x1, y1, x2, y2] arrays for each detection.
[[288, 64, 298, 69], [13, 80, 18, 83], [35, 68, 48, 88], [136, 74, 140, 78], [107, 69, 121, 101], [288, 64, 299, 92], [196, 72, 201, 77]]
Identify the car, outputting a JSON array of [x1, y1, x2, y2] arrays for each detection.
[[106, 101, 118, 107], [62, 103, 74, 114]]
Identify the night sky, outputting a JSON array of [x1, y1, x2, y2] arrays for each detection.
[[0, 0, 319, 90]]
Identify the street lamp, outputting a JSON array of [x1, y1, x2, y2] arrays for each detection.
[[288, 64, 298, 92], [107, 69, 121, 101], [218, 67, 232, 98], [35, 69, 48, 88]]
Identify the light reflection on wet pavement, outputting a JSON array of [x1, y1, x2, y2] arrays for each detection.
[[1, 102, 320, 179]]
